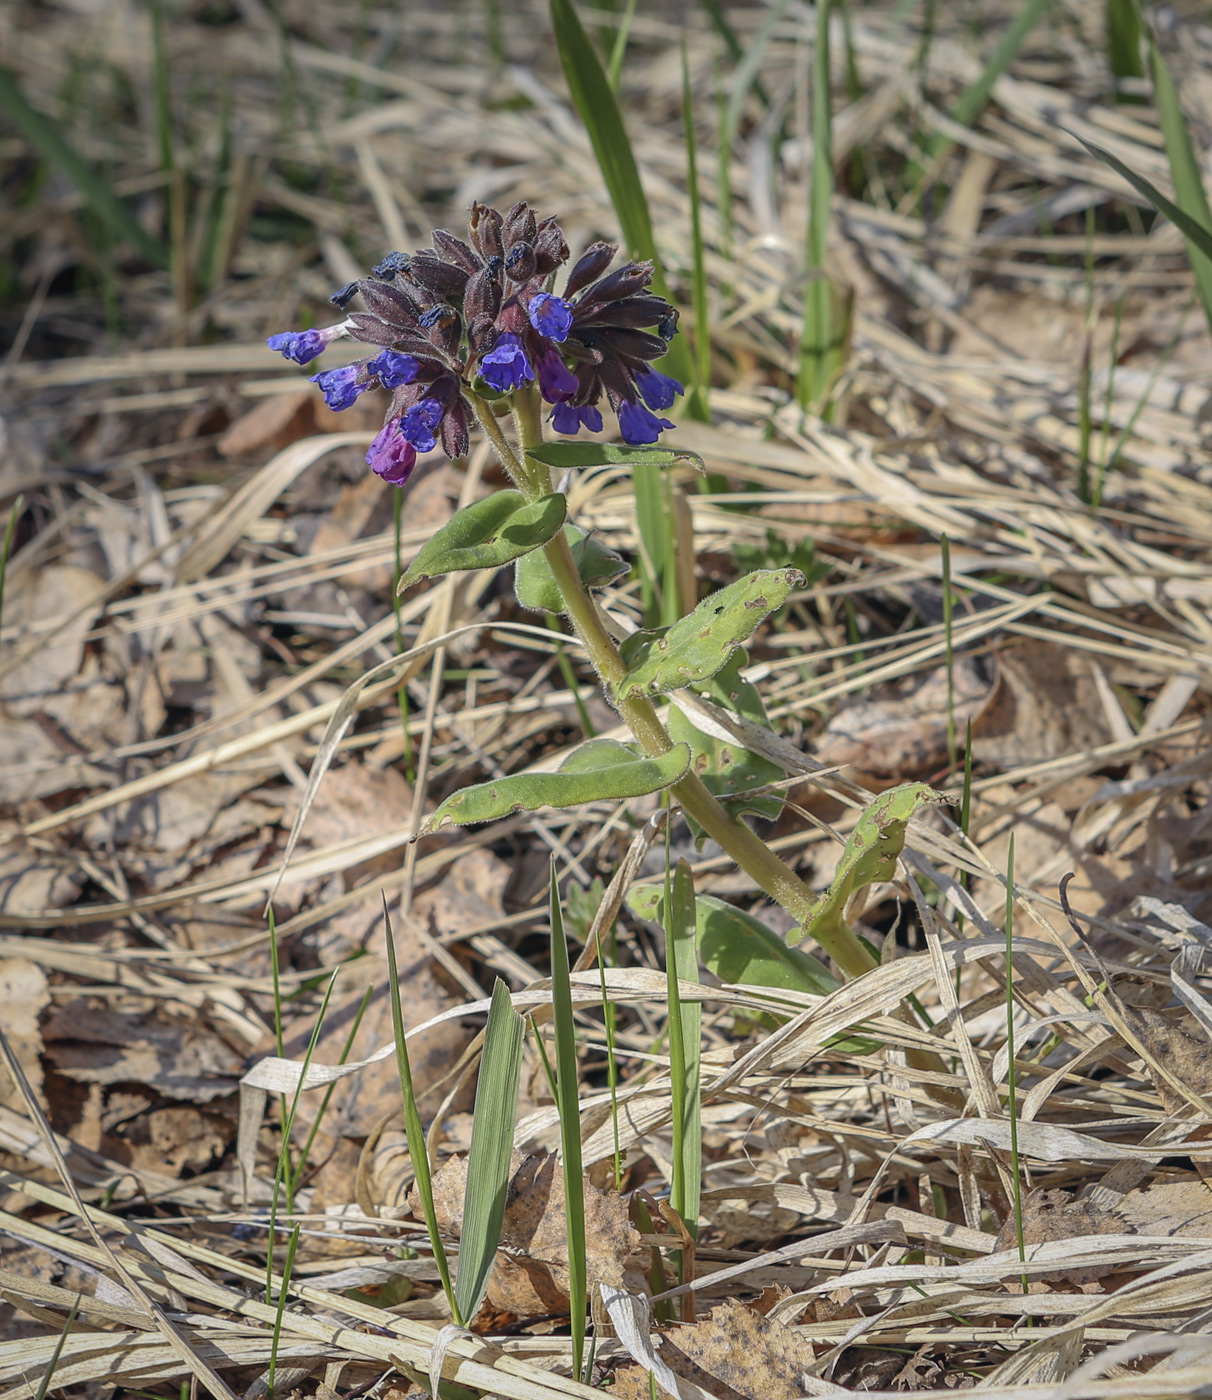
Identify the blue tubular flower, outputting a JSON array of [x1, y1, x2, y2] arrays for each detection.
[[366, 421, 418, 487], [267, 325, 345, 365], [480, 332, 534, 392], [550, 403, 604, 435], [527, 292, 573, 342], [536, 347, 578, 403], [617, 399, 675, 445], [401, 398, 445, 453], [310, 365, 370, 411], [366, 349, 419, 389], [634, 366, 684, 412]]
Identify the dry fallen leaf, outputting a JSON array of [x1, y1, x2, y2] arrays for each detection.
[[1114, 1178, 1212, 1238], [411, 1152, 643, 1319], [611, 1298, 818, 1400], [993, 1188, 1127, 1286], [0, 959, 49, 1111]]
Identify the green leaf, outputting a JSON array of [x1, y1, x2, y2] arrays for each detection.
[[526, 441, 690, 470], [547, 866, 587, 1377], [1071, 130, 1212, 268], [627, 886, 839, 997], [618, 568, 803, 699], [667, 860, 701, 1253], [455, 979, 524, 1324], [797, 782, 948, 950], [421, 738, 691, 834], [399, 491, 566, 591], [515, 524, 628, 613], [667, 651, 784, 838]]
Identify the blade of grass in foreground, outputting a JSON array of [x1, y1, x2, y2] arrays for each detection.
[[33, 1294, 81, 1400], [549, 0, 701, 625], [682, 44, 711, 425], [383, 894, 458, 1322], [547, 866, 588, 1380], [1105, 0, 1144, 85], [0, 495, 24, 638], [666, 859, 701, 1287], [454, 978, 524, 1326], [1148, 33, 1212, 337], [0, 68, 167, 267], [799, 0, 842, 414]]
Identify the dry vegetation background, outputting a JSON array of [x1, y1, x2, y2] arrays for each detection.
[[3, 0, 1212, 1395]]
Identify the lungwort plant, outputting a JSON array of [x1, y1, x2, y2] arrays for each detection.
[[268, 199, 929, 989]]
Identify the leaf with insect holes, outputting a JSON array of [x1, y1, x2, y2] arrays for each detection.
[[398, 491, 566, 592], [419, 738, 690, 835], [515, 524, 628, 613], [668, 650, 784, 840], [617, 569, 803, 699]]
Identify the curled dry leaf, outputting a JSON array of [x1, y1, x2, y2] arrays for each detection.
[[410, 1151, 643, 1319]]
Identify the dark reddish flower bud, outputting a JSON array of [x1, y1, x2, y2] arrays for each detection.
[[575, 295, 671, 329], [431, 228, 480, 274], [564, 241, 617, 296], [469, 203, 504, 259], [581, 261, 654, 305], [463, 264, 502, 323], [441, 399, 471, 460], [533, 217, 569, 275], [467, 314, 497, 356], [504, 242, 537, 282], [503, 202, 536, 246], [419, 303, 462, 358]]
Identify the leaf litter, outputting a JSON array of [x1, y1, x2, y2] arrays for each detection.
[[3, 1, 1212, 1397]]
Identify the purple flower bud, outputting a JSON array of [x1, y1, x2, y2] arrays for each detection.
[[480, 332, 534, 392], [536, 348, 579, 403], [329, 282, 359, 309], [633, 366, 684, 412], [267, 326, 343, 365], [617, 399, 674, 445], [550, 403, 604, 436], [366, 349, 419, 389], [401, 398, 445, 453], [527, 293, 573, 343], [565, 241, 617, 297], [366, 421, 418, 487], [309, 364, 370, 411]]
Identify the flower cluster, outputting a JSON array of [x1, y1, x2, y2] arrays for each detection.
[[267, 202, 682, 488]]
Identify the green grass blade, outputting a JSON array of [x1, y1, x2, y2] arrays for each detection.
[[33, 1294, 81, 1400], [799, 0, 840, 413], [606, 0, 640, 90], [1148, 33, 1212, 337], [666, 860, 701, 1267], [0, 495, 24, 640], [383, 895, 459, 1322], [682, 44, 711, 424], [924, 0, 1051, 169], [1106, 0, 1144, 83], [455, 979, 524, 1325], [548, 865, 588, 1379], [698, 0, 769, 104], [0, 67, 167, 267], [295, 981, 375, 1188], [268, 1222, 301, 1399]]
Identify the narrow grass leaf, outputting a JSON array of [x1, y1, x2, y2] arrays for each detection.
[[32, 1293, 81, 1400], [383, 895, 458, 1322], [682, 43, 711, 424], [454, 979, 524, 1325], [1148, 34, 1212, 336], [1105, 0, 1144, 83], [547, 865, 587, 1380], [800, 0, 838, 412], [267, 1222, 300, 1398], [666, 860, 701, 1262], [0, 494, 24, 639], [0, 68, 167, 267]]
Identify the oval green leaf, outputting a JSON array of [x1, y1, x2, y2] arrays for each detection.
[[618, 568, 803, 698], [515, 524, 628, 613], [399, 491, 566, 592], [420, 738, 690, 835]]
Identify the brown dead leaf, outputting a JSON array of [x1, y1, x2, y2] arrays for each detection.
[[42, 998, 241, 1102], [107, 1104, 228, 1176], [612, 1298, 819, 1400], [971, 640, 1117, 768], [217, 389, 316, 459], [993, 1188, 1126, 1286], [815, 659, 991, 781], [0, 565, 103, 717], [1115, 1178, 1212, 1238], [0, 959, 49, 1111], [0, 832, 84, 916], [411, 1152, 643, 1318]]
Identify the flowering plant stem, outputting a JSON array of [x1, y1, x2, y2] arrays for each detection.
[[475, 385, 876, 983]]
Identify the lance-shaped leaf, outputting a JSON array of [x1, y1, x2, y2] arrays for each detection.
[[667, 650, 784, 840], [399, 490, 566, 592], [526, 442, 706, 473], [628, 885, 839, 997], [618, 569, 803, 698], [515, 523, 628, 613], [420, 738, 690, 834]]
